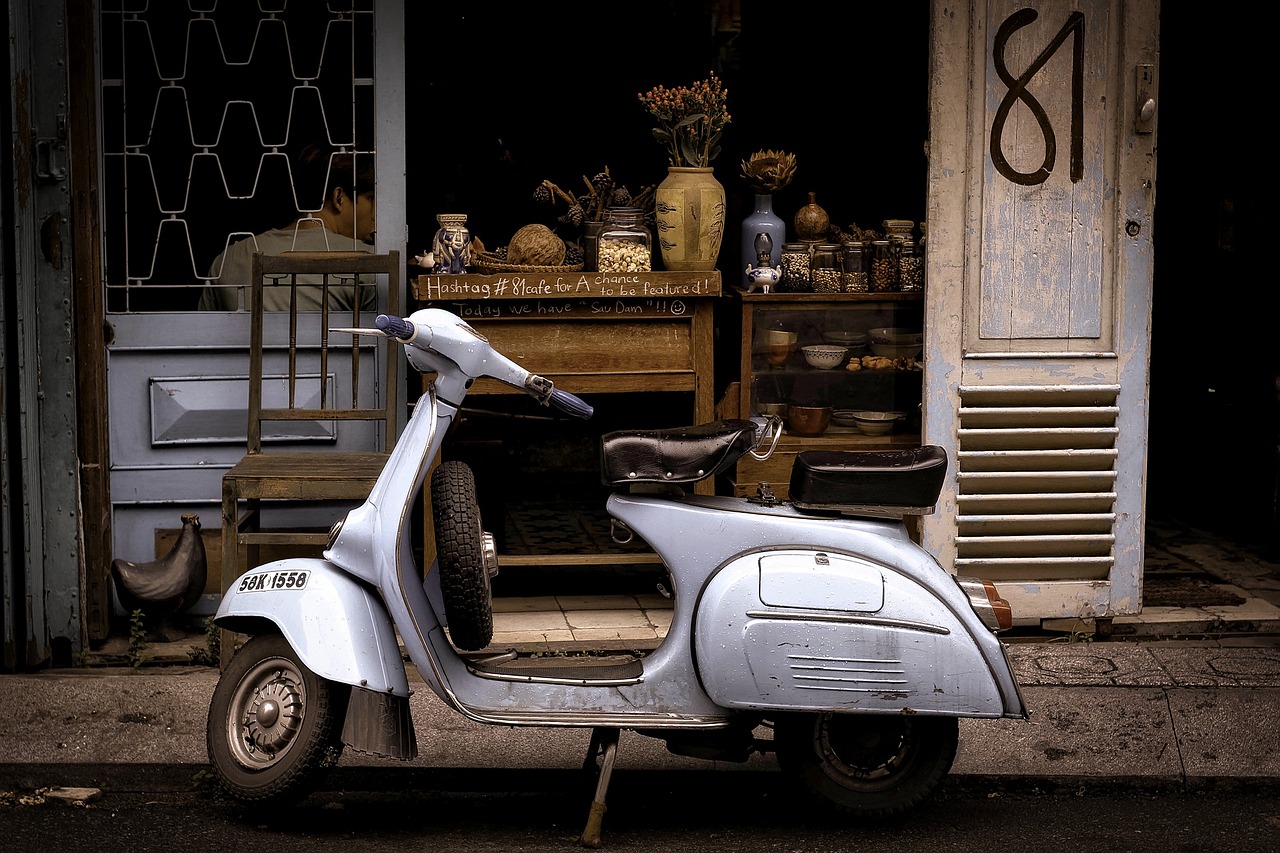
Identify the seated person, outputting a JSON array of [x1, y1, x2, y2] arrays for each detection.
[[199, 145, 378, 312]]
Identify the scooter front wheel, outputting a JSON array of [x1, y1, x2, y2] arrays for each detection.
[[774, 712, 958, 817], [206, 634, 348, 804]]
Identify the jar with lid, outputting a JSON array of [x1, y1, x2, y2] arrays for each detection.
[[597, 207, 651, 272], [810, 243, 842, 293], [779, 242, 812, 292], [840, 241, 868, 293], [897, 238, 923, 292], [882, 219, 915, 241], [869, 239, 897, 292]]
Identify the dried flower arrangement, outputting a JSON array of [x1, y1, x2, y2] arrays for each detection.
[[637, 72, 731, 168], [831, 222, 883, 245], [740, 149, 798, 194], [532, 166, 656, 228]]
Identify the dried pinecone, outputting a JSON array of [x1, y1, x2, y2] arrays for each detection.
[[560, 203, 585, 228], [591, 169, 613, 195], [611, 187, 633, 207], [563, 242, 583, 266], [532, 182, 552, 204]]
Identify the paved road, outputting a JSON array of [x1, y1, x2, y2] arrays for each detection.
[[4, 771, 1280, 853]]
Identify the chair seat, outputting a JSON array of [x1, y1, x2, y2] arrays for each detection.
[[224, 451, 389, 500]]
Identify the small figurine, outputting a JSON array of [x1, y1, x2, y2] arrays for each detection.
[[431, 213, 473, 274], [744, 232, 781, 293], [111, 513, 207, 641]]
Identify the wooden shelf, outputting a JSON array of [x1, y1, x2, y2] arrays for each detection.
[[727, 287, 925, 499]]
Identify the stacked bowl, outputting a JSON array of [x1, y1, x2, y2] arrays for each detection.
[[868, 328, 923, 359]]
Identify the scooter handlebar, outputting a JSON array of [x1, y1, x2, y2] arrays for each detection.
[[549, 388, 594, 420], [376, 314, 417, 341]]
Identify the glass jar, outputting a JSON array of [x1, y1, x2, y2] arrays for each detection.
[[597, 207, 651, 272], [869, 239, 896, 292], [779, 242, 812, 292], [897, 238, 923, 292], [840, 241, 868, 293], [810, 243, 842, 293]]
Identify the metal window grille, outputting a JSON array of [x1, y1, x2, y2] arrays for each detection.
[[100, 1, 376, 313]]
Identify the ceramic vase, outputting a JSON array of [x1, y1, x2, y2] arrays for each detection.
[[740, 193, 785, 287], [654, 166, 725, 271]]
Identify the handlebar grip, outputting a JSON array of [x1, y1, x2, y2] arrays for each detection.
[[376, 314, 416, 340], [549, 388, 594, 420]]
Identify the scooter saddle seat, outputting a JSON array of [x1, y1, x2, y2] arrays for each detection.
[[789, 446, 948, 515], [600, 419, 759, 486]]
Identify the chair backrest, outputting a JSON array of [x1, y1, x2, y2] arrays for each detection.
[[246, 250, 401, 455]]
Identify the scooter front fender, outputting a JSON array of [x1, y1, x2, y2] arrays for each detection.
[[215, 557, 410, 697]]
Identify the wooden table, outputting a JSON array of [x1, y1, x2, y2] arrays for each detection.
[[411, 270, 720, 425]]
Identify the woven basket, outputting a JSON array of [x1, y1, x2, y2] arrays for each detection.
[[471, 251, 583, 275]]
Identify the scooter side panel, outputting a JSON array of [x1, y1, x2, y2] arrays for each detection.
[[215, 557, 410, 696], [694, 551, 1006, 716]]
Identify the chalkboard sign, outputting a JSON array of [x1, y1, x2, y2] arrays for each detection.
[[431, 297, 699, 320], [412, 271, 721, 303]]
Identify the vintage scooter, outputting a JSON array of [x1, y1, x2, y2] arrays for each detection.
[[207, 307, 1027, 842]]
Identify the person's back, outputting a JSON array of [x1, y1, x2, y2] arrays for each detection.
[[200, 145, 378, 312]]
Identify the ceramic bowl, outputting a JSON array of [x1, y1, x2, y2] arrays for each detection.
[[823, 330, 867, 347], [847, 410, 899, 436], [757, 401, 788, 418], [868, 327, 923, 359], [787, 405, 833, 436], [801, 345, 849, 370]]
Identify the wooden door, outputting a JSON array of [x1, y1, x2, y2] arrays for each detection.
[[922, 0, 1159, 626]]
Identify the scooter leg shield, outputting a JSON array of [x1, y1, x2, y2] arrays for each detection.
[[215, 557, 411, 697]]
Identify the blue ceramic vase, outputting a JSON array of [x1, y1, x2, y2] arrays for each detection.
[[740, 193, 784, 287]]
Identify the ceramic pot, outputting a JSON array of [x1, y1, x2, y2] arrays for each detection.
[[581, 220, 604, 272], [787, 404, 832, 437], [793, 192, 830, 243], [740, 193, 784, 286], [655, 167, 726, 271]]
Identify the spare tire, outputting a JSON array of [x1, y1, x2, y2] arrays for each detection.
[[430, 461, 494, 650]]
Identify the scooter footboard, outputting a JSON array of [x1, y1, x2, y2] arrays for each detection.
[[215, 557, 410, 696]]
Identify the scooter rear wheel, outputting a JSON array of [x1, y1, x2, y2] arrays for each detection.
[[431, 460, 494, 651], [774, 712, 958, 817], [206, 634, 348, 804]]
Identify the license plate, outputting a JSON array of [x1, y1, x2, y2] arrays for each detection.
[[237, 569, 310, 593]]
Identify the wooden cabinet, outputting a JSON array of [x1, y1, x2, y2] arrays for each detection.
[[725, 286, 926, 498]]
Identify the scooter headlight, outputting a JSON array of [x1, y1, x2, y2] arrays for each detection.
[[956, 577, 1013, 632]]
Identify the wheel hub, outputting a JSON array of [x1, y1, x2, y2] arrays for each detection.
[[244, 674, 303, 755], [820, 717, 907, 780]]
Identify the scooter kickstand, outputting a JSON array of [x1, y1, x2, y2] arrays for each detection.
[[579, 726, 621, 848]]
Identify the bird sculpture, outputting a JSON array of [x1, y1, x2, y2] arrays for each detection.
[[111, 513, 208, 641]]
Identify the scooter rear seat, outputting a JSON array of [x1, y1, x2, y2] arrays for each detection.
[[600, 419, 759, 486], [789, 446, 948, 514]]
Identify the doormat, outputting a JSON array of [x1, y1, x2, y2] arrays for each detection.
[[1142, 573, 1246, 608]]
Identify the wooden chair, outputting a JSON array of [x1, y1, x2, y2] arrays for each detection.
[[219, 250, 401, 668]]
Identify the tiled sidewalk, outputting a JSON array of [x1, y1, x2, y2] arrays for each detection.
[[488, 593, 673, 653]]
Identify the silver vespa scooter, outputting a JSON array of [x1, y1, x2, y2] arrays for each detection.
[[208, 308, 1027, 842]]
